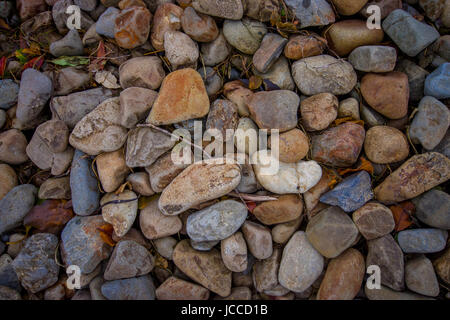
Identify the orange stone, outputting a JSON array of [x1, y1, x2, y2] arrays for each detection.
[[115, 6, 152, 49], [284, 34, 327, 60]]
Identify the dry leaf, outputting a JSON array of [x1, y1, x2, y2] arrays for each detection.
[[337, 157, 374, 176], [333, 117, 365, 126], [249, 75, 263, 90], [97, 223, 116, 246], [154, 253, 169, 269], [246, 201, 257, 213], [390, 202, 414, 232], [138, 195, 159, 210]]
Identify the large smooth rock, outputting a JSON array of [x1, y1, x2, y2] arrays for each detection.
[[424, 63, 450, 99], [192, 0, 244, 20], [364, 126, 409, 164], [101, 191, 138, 237], [405, 255, 439, 297], [398, 229, 447, 253], [96, 7, 119, 38], [49, 29, 84, 57], [222, 18, 267, 54], [284, 0, 335, 28], [119, 56, 165, 90], [352, 202, 395, 240], [221, 232, 247, 273], [201, 31, 231, 66], [241, 221, 273, 260], [0, 184, 37, 234], [412, 189, 450, 230], [156, 276, 210, 300], [139, 197, 182, 240], [101, 275, 155, 300]]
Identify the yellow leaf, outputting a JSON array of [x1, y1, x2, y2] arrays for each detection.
[[22, 43, 41, 56], [154, 253, 169, 269], [249, 75, 262, 90], [138, 195, 158, 210], [337, 157, 374, 176]]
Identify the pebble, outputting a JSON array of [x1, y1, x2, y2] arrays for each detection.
[[70, 150, 100, 216], [331, 0, 368, 15], [366, 234, 405, 291], [164, 31, 199, 69], [181, 6, 218, 42], [192, 0, 244, 20], [382, 9, 440, 57], [83, 24, 102, 46], [0, 80, 19, 110], [338, 97, 360, 120], [17, 0, 47, 20], [75, 0, 97, 11], [114, 6, 152, 49], [374, 152, 450, 204], [146, 152, 190, 193], [49, 29, 84, 57], [352, 202, 395, 240], [241, 221, 273, 260], [150, 3, 183, 50], [405, 255, 439, 297], [147, 68, 209, 125], [12, 233, 59, 293], [61, 215, 113, 274], [292, 55, 357, 96], [253, 195, 303, 225], [101, 275, 155, 300], [234, 154, 258, 193], [187, 200, 247, 242], [221, 232, 247, 272], [126, 172, 154, 196], [272, 217, 302, 244], [433, 247, 450, 285], [247, 90, 299, 132], [24, 200, 74, 234], [284, 34, 326, 60], [6, 234, 24, 259], [246, 0, 279, 22], [96, 7, 120, 38], [224, 81, 253, 117], [223, 18, 267, 55], [119, 56, 165, 90], [201, 31, 231, 66], [36, 120, 69, 153], [252, 248, 281, 292], [0, 184, 37, 234], [398, 229, 447, 253], [156, 276, 210, 300], [190, 240, 219, 251], [361, 71, 409, 120], [139, 196, 182, 240], [348, 46, 397, 73], [198, 67, 223, 97], [53, 0, 94, 34], [44, 283, 66, 300], [317, 248, 365, 300], [173, 239, 232, 297], [412, 189, 450, 230], [0, 130, 28, 165], [253, 56, 295, 90], [424, 62, 450, 99], [360, 104, 386, 127], [253, 33, 287, 73], [0, 164, 18, 201], [205, 99, 239, 140], [364, 126, 410, 164], [0, 285, 21, 300], [104, 240, 154, 280], [300, 93, 338, 131], [52, 66, 89, 96], [395, 59, 429, 102], [96, 149, 129, 193], [270, 129, 309, 163], [284, 0, 335, 28], [278, 231, 324, 293], [0, 254, 20, 292], [101, 191, 138, 237]]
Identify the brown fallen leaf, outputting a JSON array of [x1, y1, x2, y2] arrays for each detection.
[[97, 223, 116, 246], [333, 117, 365, 127], [390, 201, 414, 232], [249, 75, 263, 90], [337, 157, 374, 176]]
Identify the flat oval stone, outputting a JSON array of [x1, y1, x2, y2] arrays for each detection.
[[253, 195, 303, 225], [192, 0, 244, 20], [364, 126, 410, 164], [223, 18, 267, 54], [241, 221, 273, 260], [348, 45, 397, 73], [397, 229, 448, 253], [272, 128, 309, 163], [101, 275, 155, 300], [181, 6, 218, 42], [0, 184, 37, 234], [139, 197, 182, 240], [119, 56, 165, 90], [412, 189, 450, 230], [187, 200, 248, 242], [300, 93, 338, 131], [156, 276, 210, 300], [0, 129, 28, 165], [284, 34, 327, 60], [405, 255, 439, 297], [221, 232, 247, 273], [101, 191, 138, 238], [352, 202, 395, 240]]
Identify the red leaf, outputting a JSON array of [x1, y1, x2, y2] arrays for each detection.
[[21, 55, 44, 72], [390, 201, 414, 232], [246, 201, 257, 213], [0, 56, 6, 78]]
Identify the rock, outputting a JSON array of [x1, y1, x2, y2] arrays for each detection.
[[150, 3, 183, 50], [35, 120, 69, 153], [241, 221, 273, 260], [44, 283, 66, 300], [361, 71, 409, 120], [311, 123, 365, 167], [83, 23, 102, 46], [221, 232, 247, 272], [154, 237, 177, 260], [284, 34, 326, 60], [223, 18, 267, 55], [50, 88, 115, 129], [278, 231, 324, 293], [253, 56, 295, 90], [101, 275, 155, 300], [395, 59, 429, 102], [198, 67, 223, 96], [253, 195, 303, 225], [119, 56, 165, 90], [139, 197, 182, 240], [0, 184, 36, 234], [292, 55, 357, 95], [0, 80, 19, 110], [419, 0, 446, 20], [164, 31, 199, 69], [433, 247, 450, 285], [0, 164, 17, 201], [75, 0, 97, 11], [173, 239, 232, 297], [284, 0, 335, 28], [424, 63, 450, 99], [201, 31, 231, 66], [192, 0, 244, 20], [205, 99, 238, 141], [49, 29, 83, 57], [156, 276, 210, 300], [247, 90, 299, 132], [70, 150, 100, 216], [252, 247, 281, 292], [61, 215, 113, 274], [360, 104, 386, 127], [300, 93, 338, 131], [181, 6, 218, 42], [405, 255, 439, 297], [317, 248, 365, 300], [253, 33, 287, 73], [398, 229, 447, 253], [126, 172, 154, 196], [252, 151, 322, 194], [233, 154, 258, 193], [16, 69, 52, 123], [114, 6, 152, 49], [159, 158, 241, 216], [412, 189, 450, 230], [96, 7, 119, 38], [348, 46, 396, 73], [366, 234, 404, 291], [6, 234, 24, 259], [104, 240, 154, 280], [270, 129, 309, 163], [223, 81, 253, 117], [24, 200, 74, 234], [17, 0, 47, 20], [96, 149, 129, 193], [145, 152, 189, 193], [69, 97, 128, 155], [374, 152, 450, 204], [245, 0, 279, 22], [365, 284, 433, 300], [101, 191, 138, 237], [0, 254, 21, 292], [216, 286, 252, 300], [0, 130, 28, 165], [53, 0, 94, 34], [147, 68, 209, 125], [338, 97, 360, 120], [382, 9, 440, 57], [364, 126, 409, 164], [331, 0, 368, 15], [190, 240, 219, 251], [12, 233, 59, 293], [352, 202, 395, 240], [89, 276, 106, 300], [272, 217, 302, 244]]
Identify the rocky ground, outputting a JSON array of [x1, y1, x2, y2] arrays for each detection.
[[0, 0, 449, 301]]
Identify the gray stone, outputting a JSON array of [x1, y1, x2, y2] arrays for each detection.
[[119, 87, 158, 129], [187, 200, 248, 242], [223, 18, 267, 55], [192, 0, 244, 20], [253, 56, 295, 91], [398, 229, 448, 253], [52, 0, 94, 34], [405, 255, 439, 297], [154, 237, 177, 260], [0, 285, 21, 300], [360, 104, 386, 127], [164, 31, 199, 70], [201, 31, 231, 66], [52, 67, 90, 96], [198, 67, 223, 97], [424, 62, 450, 99], [395, 59, 429, 102], [0, 80, 19, 110], [252, 247, 280, 293], [348, 45, 397, 73], [101, 275, 156, 300], [75, 0, 97, 11], [96, 7, 119, 38], [0, 254, 20, 292], [284, 0, 335, 28], [49, 29, 84, 57], [252, 33, 287, 73], [0, 184, 37, 234], [241, 221, 273, 260]]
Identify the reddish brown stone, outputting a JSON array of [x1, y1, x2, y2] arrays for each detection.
[[253, 195, 303, 225], [24, 200, 74, 234], [300, 93, 338, 131], [115, 6, 152, 49], [181, 6, 219, 42], [284, 34, 327, 60], [150, 3, 183, 50]]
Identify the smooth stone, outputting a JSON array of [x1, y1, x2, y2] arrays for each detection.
[[300, 93, 338, 131], [139, 197, 182, 240], [412, 189, 450, 230], [75, 0, 97, 11], [52, 0, 94, 34], [164, 30, 199, 69], [205, 99, 239, 140], [221, 232, 247, 273], [96, 7, 119, 38], [253, 195, 303, 225], [217, 286, 252, 300], [223, 81, 253, 117], [223, 18, 267, 55], [158, 158, 241, 216], [114, 6, 152, 49], [190, 240, 219, 251], [34, 119, 69, 153], [89, 276, 106, 300], [156, 276, 210, 300], [405, 255, 439, 297], [0, 80, 19, 110], [352, 202, 395, 240], [49, 29, 83, 57], [61, 215, 113, 274], [317, 248, 365, 300], [154, 237, 177, 260], [126, 172, 154, 196], [253, 33, 287, 73], [233, 154, 258, 194], [398, 229, 447, 253], [245, 0, 279, 22], [101, 191, 138, 237], [181, 6, 218, 42], [241, 221, 273, 260], [83, 23, 102, 46], [17, 0, 47, 20], [338, 97, 360, 120], [284, 34, 327, 60], [292, 55, 357, 95], [433, 247, 450, 285], [382, 9, 440, 57], [187, 200, 247, 242], [145, 152, 189, 193], [198, 67, 223, 97], [395, 59, 429, 102], [272, 217, 302, 244], [70, 150, 100, 216], [12, 233, 59, 293], [271, 129, 309, 163], [331, 0, 368, 15], [150, 3, 183, 50], [0, 184, 37, 234], [252, 248, 281, 292], [364, 126, 410, 164], [96, 149, 129, 193], [0, 130, 28, 165], [173, 239, 232, 297], [366, 234, 404, 291], [24, 199, 74, 234], [374, 152, 450, 204], [284, 0, 335, 28], [348, 46, 396, 72], [101, 275, 155, 300], [192, 0, 244, 20], [201, 31, 231, 66], [278, 231, 324, 293], [119, 56, 165, 90], [253, 56, 295, 90], [0, 254, 21, 292], [424, 63, 450, 99], [0, 164, 18, 201]]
